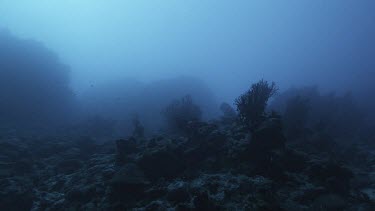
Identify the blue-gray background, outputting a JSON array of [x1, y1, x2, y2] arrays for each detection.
[[1, 1, 374, 101]]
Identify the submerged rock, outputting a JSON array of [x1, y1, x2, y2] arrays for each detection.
[[307, 160, 353, 194], [55, 159, 83, 174], [0, 177, 34, 211], [251, 117, 286, 152], [0, 114, 374, 210], [138, 147, 186, 180], [166, 180, 190, 203], [115, 138, 138, 165]]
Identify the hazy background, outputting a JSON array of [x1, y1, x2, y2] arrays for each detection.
[[0, 0, 374, 137], [1, 0, 374, 102]]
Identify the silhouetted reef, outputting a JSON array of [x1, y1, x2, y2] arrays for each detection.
[[1, 80, 375, 210]]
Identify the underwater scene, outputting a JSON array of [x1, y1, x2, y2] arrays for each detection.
[[1, 1, 375, 210]]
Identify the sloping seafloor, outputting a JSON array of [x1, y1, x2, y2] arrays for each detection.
[[1, 120, 375, 210]]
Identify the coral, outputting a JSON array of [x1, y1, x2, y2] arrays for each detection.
[[162, 95, 202, 133], [235, 80, 278, 131], [273, 87, 365, 140]]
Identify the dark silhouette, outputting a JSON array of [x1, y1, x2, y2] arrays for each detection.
[[235, 79, 278, 131], [162, 95, 202, 133], [283, 95, 310, 140], [131, 114, 144, 138], [0, 30, 75, 132], [220, 102, 236, 122]]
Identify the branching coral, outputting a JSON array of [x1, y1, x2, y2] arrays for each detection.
[[235, 80, 278, 131]]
